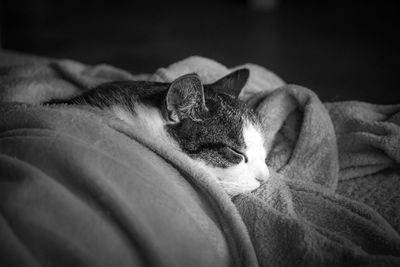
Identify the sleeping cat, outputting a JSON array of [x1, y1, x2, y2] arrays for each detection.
[[52, 69, 269, 195]]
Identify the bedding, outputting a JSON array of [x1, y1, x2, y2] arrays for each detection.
[[1, 50, 399, 266]]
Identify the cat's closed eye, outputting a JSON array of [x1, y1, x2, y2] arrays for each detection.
[[226, 147, 248, 163]]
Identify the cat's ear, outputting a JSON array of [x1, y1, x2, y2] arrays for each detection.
[[165, 73, 208, 123], [210, 68, 250, 98]]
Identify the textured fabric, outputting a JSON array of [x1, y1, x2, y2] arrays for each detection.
[[235, 86, 400, 266], [327, 102, 400, 233], [1, 50, 400, 266], [0, 103, 240, 267]]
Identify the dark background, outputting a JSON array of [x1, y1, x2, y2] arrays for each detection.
[[1, 0, 399, 103]]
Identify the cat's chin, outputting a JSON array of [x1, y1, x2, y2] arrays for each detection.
[[219, 180, 262, 196]]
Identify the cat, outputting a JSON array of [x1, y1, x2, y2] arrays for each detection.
[[51, 69, 269, 195]]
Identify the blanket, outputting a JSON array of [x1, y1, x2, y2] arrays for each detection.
[[236, 86, 400, 266], [1, 51, 400, 266], [0, 102, 258, 267]]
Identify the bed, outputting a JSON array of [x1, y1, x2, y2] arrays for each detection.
[[1, 49, 399, 266]]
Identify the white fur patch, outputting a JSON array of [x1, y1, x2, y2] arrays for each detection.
[[209, 122, 269, 195], [112, 104, 177, 148]]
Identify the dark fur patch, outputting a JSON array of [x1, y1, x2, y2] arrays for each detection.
[[51, 81, 169, 114]]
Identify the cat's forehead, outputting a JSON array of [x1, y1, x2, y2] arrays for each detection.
[[206, 94, 253, 124]]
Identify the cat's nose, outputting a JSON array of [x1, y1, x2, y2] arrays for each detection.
[[256, 167, 270, 182]]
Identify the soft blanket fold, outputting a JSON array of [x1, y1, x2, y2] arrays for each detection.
[[1, 51, 400, 266], [235, 84, 400, 266], [0, 102, 254, 267]]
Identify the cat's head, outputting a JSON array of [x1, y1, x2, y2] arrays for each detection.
[[163, 69, 269, 195]]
